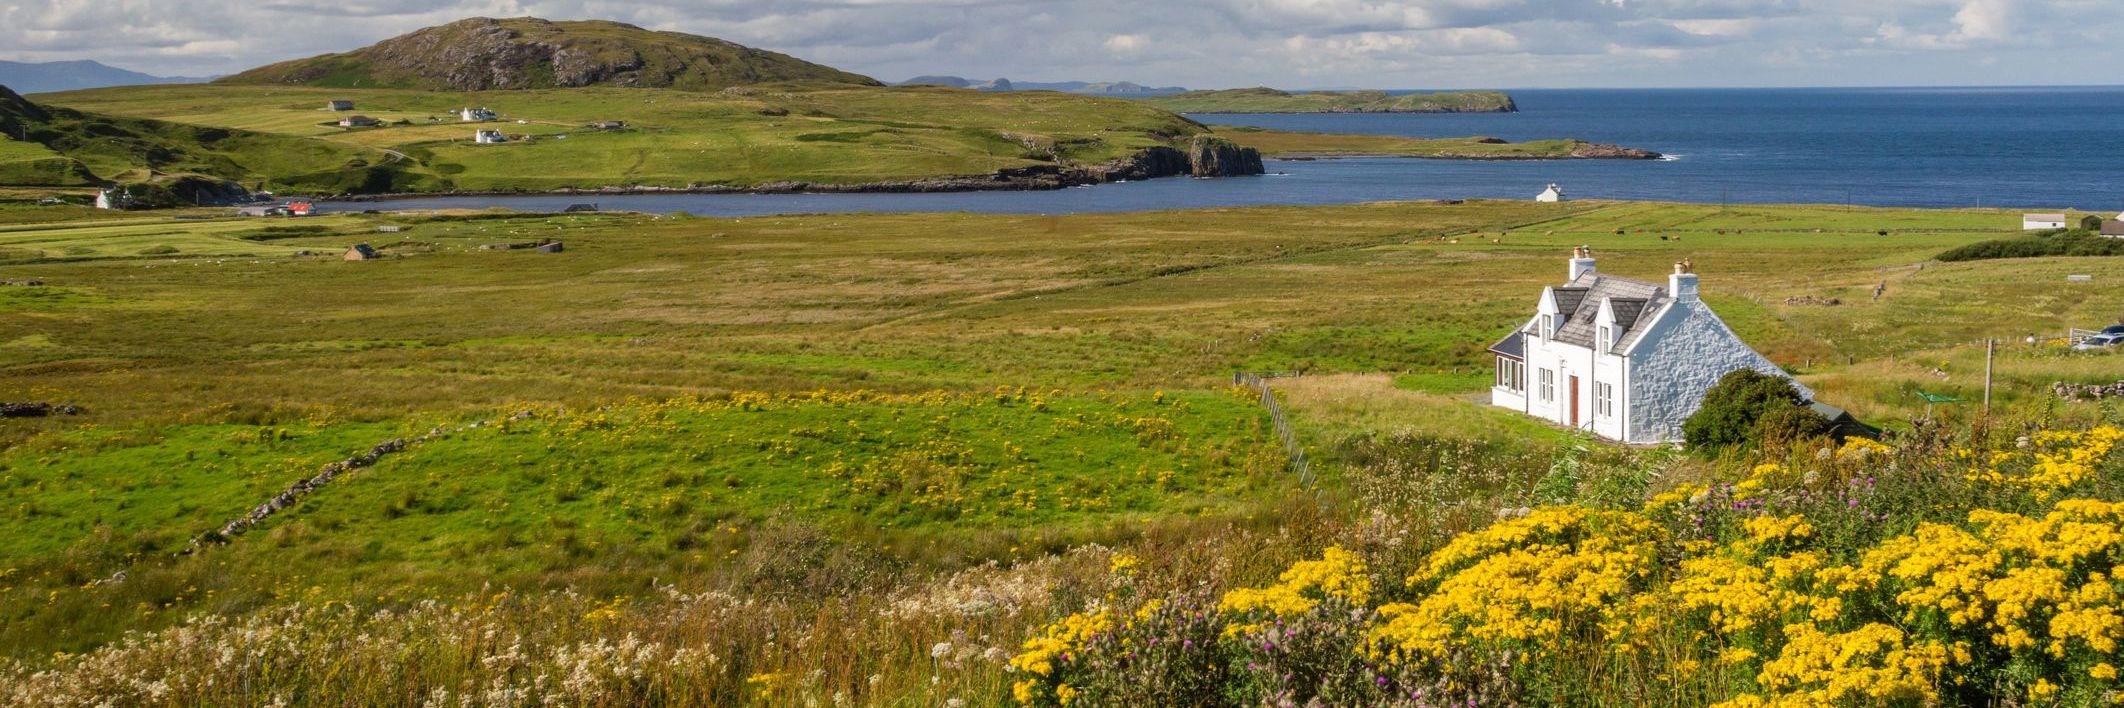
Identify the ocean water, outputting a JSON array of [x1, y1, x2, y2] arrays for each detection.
[[323, 87, 2124, 216]]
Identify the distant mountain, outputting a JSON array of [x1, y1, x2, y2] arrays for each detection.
[[1013, 81, 1188, 96], [218, 17, 880, 91], [901, 76, 1013, 91], [1145, 88, 1518, 114], [0, 60, 206, 94], [895, 77, 1186, 96]]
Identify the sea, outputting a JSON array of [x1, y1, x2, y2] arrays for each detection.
[[321, 87, 2124, 216]]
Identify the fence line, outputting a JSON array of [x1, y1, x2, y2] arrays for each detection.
[[1234, 371, 1313, 489]]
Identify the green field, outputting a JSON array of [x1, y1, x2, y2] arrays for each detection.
[[2, 199, 2121, 704], [1144, 88, 1517, 113], [34, 83, 1211, 192]]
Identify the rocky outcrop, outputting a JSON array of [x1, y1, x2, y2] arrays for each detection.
[[1568, 143, 1663, 160], [0, 402, 80, 417], [1185, 136, 1265, 177]]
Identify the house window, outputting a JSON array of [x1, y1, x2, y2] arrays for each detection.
[[1596, 382, 1614, 418], [1597, 326, 1611, 354], [1538, 368, 1555, 402], [1497, 358, 1525, 392], [1539, 314, 1552, 339]]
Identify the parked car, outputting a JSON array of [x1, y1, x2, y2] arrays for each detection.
[[2075, 333, 2124, 351], [2103, 324, 2124, 336]]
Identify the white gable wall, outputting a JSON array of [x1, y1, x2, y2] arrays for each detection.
[[1513, 314, 1631, 441], [1621, 297, 1808, 444]]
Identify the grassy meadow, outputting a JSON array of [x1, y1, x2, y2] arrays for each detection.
[[33, 83, 1210, 192], [0, 197, 2121, 704]]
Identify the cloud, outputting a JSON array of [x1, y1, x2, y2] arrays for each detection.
[[0, 0, 2116, 87]]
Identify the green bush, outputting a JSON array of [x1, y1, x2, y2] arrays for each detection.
[[1937, 230, 2124, 261], [1683, 369, 1827, 452]]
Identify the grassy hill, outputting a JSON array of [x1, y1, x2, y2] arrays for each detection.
[[1144, 87, 1518, 113], [39, 83, 1214, 193], [1, 83, 397, 192], [0, 200, 2119, 702], [218, 17, 880, 91]]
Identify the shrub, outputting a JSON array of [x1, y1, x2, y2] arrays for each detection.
[[1683, 369, 1825, 452], [1938, 230, 2124, 262]]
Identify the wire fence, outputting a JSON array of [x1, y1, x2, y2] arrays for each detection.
[[1234, 371, 1313, 489]]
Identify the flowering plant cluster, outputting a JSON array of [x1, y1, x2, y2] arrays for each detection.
[[1013, 427, 2124, 705]]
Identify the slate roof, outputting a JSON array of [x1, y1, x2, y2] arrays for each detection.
[[1489, 330, 1525, 359], [1543, 271, 1671, 351], [2103, 220, 2124, 237]]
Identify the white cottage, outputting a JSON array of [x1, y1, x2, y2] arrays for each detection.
[[2023, 213, 2067, 230], [474, 129, 508, 144], [461, 107, 497, 122], [1488, 247, 1807, 444], [1536, 183, 1565, 202]]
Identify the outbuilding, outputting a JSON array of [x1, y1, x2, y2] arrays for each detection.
[[1489, 247, 1809, 443], [338, 115, 381, 128], [461, 107, 497, 122], [1536, 183, 1565, 203], [344, 244, 381, 261], [475, 129, 507, 144], [2023, 213, 2067, 230], [327, 100, 354, 111]]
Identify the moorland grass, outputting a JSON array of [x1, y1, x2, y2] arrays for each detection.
[[0, 199, 2120, 704]]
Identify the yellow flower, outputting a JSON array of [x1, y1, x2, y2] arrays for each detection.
[[1218, 546, 1371, 618]]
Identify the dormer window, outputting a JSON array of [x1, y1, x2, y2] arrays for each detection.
[[1597, 325, 1612, 354], [1540, 314, 1554, 338]]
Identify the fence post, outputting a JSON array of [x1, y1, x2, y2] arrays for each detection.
[[1236, 371, 1314, 490]]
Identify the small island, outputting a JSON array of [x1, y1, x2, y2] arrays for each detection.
[[1143, 87, 1517, 114], [1219, 127, 1661, 160]]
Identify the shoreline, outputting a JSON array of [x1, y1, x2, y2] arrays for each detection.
[[325, 147, 1658, 203]]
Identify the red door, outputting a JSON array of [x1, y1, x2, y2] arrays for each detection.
[[1569, 376, 1581, 427]]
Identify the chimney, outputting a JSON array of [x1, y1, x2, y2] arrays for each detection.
[[1568, 245, 1597, 281], [1670, 258, 1699, 301]]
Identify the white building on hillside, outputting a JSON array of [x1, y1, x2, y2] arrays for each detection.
[[461, 107, 497, 122], [2023, 213, 2067, 230], [1536, 183, 1565, 202], [474, 129, 507, 144], [1489, 247, 1808, 443]]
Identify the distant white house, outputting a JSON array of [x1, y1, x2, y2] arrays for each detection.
[[94, 188, 116, 210], [338, 115, 382, 128], [461, 107, 498, 122], [1489, 247, 1808, 443], [474, 129, 508, 144], [1536, 183, 1565, 203], [2023, 213, 2067, 230]]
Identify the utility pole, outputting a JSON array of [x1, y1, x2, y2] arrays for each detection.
[[1983, 338, 1995, 417]]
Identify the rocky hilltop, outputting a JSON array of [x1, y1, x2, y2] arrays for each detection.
[[217, 17, 880, 91]]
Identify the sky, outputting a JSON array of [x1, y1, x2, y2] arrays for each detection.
[[2, 0, 2120, 88]]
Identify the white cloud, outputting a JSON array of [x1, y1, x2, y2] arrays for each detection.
[[0, 0, 2116, 87]]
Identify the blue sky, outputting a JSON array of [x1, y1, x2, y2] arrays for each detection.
[[2, 0, 2118, 88]]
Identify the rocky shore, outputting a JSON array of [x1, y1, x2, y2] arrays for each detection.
[[336, 137, 1268, 201]]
